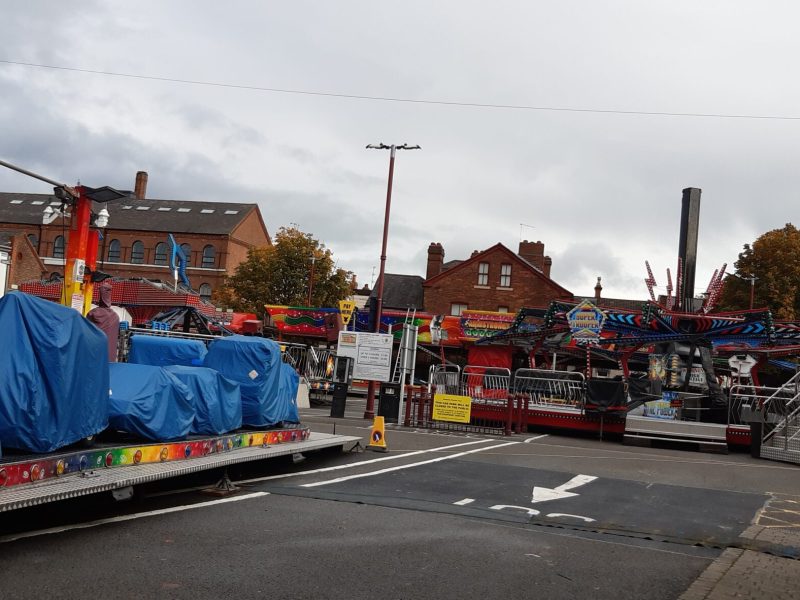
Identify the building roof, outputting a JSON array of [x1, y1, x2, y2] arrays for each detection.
[[424, 242, 573, 297], [0, 192, 260, 236], [369, 273, 425, 310], [574, 296, 645, 311]]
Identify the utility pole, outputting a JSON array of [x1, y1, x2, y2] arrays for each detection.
[[731, 273, 758, 309], [363, 143, 421, 420], [307, 255, 316, 306]]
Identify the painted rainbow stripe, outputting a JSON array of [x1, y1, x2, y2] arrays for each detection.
[[0, 427, 310, 490]]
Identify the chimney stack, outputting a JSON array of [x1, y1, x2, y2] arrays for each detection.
[[134, 171, 149, 200], [594, 277, 602, 303], [426, 242, 444, 280], [543, 256, 552, 278], [518, 240, 546, 271]]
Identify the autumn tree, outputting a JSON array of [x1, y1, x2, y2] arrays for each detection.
[[717, 223, 800, 320], [213, 226, 353, 314]]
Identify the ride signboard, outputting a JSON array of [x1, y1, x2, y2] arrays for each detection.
[[566, 301, 606, 343]]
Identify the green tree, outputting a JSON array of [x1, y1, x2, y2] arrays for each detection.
[[717, 223, 800, 319], [213, 226, 353, 314]]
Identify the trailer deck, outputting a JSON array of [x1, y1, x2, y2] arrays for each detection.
[[0, 429, 359, 512]]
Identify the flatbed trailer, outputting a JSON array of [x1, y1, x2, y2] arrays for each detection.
[[0, 427, 359, 512]]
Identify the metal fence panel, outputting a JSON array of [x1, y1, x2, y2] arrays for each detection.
[[512, 368, 586, 411]]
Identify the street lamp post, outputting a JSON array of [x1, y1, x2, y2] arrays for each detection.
[[731, 273, 758, 309], [363, 143, 421, 420], [307, 255, 316, 307]]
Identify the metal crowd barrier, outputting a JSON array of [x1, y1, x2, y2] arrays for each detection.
[[512, 368, 586, 411], [429, 364, 461, 394]]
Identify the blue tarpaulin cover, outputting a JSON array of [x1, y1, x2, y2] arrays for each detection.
[[278, 362, 300, 423], [164, 365, 242, 435], [128, 335, 207, 367], [109, 363, 194, 441], [0, 292, 109, 453], [204, 336, 298, 426]]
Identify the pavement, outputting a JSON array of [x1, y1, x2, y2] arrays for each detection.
[[303, 396, 800, 600]]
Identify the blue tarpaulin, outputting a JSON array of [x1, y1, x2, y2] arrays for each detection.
[[204, 336, 298, 426], [277, 362, 300, 423], [128, 335, 207, 367], [0, 292, 109, 453], [164, 365, 242, 435], [109, 363, 195, 441]]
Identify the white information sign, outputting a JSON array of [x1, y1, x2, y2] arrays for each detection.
[[337, 331, 393, 382]]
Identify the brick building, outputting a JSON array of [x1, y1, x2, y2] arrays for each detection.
[[0, 231, 47, 295], [423, 240, 573, 315], [0, 172, 271, 300]]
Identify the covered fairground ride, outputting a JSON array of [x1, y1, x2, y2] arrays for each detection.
[[442, 260, 800, 460]]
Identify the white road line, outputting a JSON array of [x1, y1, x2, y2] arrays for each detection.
[[524, 434, 549, 443], [302, 441, 520, 488], [0, 492, 269, 544], [453, 498, 476, 506], [237, 438, 495, 484]]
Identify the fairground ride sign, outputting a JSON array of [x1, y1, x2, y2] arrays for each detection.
[[566, 301, 606, 343]]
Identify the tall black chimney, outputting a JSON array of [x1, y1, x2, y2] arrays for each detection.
[[678, 187, 701, 311]]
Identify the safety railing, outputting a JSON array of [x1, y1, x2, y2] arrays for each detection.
[[512, 368, 586, 412], [759, 372, 800, 451], [728, 383, 781, 426], [731, 371, 800, 463], [403, 384, 520, 436], [429, 364, 461, 394]]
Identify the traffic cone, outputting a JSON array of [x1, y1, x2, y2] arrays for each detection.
[[367, 416, 388, 452]]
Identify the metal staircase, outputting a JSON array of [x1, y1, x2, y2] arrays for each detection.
[[758, 371, 800, 464]]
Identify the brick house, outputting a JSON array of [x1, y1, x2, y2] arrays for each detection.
[[0, 231, 47, 295], [0, 173, 271, 301], [423, 240, 573, 315]]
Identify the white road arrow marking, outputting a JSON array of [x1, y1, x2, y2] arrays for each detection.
[[546, 513, 596, 523], [531, 474, 597, 504]]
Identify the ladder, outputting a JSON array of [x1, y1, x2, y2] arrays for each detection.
[[391, 308, 416, 384]]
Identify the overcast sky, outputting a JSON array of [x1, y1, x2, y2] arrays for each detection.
[[1, 2, 798, 300]]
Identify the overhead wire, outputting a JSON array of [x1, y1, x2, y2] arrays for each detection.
[[1, 58, 799, 121]]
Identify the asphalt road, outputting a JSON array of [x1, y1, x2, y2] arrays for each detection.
[[2, 400, 799, 599]]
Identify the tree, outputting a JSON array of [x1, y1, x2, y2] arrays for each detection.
[[212, 226, 354, 314], [717, 223, 800, 320]]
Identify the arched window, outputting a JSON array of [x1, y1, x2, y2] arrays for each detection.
[[131, 240, 145, 264], [180, 243, 192, 266], [53, 235, 65, 259], [154, 242, 168, 266], [27, 233, 39, 251], [199, 283, 212, 301], [107, 239, 121, 263], [201, 245, 216, 268]]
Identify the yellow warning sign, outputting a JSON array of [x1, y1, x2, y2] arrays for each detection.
[[432, 393, 472, 424], [338, 300, 356, 325]]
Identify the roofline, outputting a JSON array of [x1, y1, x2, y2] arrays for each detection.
[[231, 205, 272, 245], [423, 242, 573, 295]]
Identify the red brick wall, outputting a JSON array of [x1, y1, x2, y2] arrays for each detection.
[[423, 246, 570, 315], [5, 233, 46, 287], [227, 209, 271, 273]]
